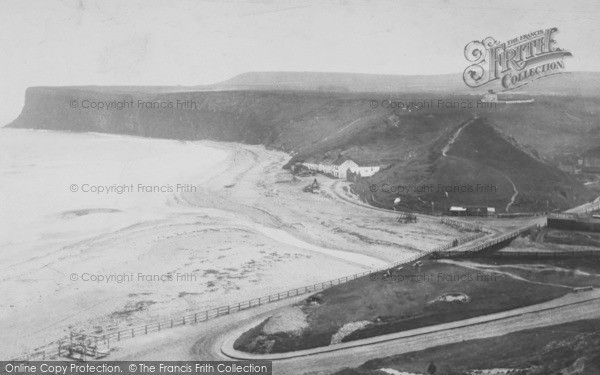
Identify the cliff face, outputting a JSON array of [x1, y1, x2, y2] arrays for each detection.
[[9, 87, 282, 144], [8, 86, 598, 212]]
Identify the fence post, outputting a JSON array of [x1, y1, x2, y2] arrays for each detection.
[[36, 226, 526, 355]]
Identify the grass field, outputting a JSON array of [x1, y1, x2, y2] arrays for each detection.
[[334, 318, 600, 375], [233, 259, 573, 354]]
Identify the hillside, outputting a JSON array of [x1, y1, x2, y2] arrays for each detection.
[[7, 85, 600, 212], [353, 117, 594, 212], [336, 318, 600, 374]]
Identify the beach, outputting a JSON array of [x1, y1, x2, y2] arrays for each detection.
[[0, 128, 462, 358]]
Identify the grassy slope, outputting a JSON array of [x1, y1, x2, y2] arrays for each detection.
[[353, 117, 594, 212], [334, 318, 600, 375], [447, 119, 592, 210], [233, 260, 569, 354]]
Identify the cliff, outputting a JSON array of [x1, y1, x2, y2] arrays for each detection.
[[8, 84, 599, 212]]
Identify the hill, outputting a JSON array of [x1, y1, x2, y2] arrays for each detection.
[[211, 71, 464, 93], [352, 117, 594, 212], [7, 84, 600, 212], [212, 71, 600, 97]]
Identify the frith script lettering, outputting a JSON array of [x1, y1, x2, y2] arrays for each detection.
[[463, 27, 572, 90]]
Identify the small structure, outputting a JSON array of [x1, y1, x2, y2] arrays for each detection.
[[59, 332, 110, 361], [481, 89, 498, 103], [393, 197, 402, 211], [396, 212, 418, 223], [449, 206, 495, 217], [449, 206, 467, 216], [302, 178, 320, 193]]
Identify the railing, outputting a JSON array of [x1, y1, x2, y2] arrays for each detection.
[[432, 223, 543, 258], [5, 227, 515, 362]]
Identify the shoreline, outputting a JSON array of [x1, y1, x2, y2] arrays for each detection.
[[1, 129, 464, 359]]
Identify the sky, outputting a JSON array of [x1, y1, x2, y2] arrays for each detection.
[[1, 0, 600, 125]]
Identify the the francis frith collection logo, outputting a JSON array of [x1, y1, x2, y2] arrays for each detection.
[[463, 28, 572, 91]]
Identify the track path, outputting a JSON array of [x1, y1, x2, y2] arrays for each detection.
[[503, 173, 519, 213], [441, 117, 477, 157]]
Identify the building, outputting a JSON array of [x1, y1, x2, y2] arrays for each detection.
[[481, 89, 498, 103], [449, 205, 495, 216], [449, 206, 467, 216], [303, 158, 381, 180], [332, 159, 359, 179]]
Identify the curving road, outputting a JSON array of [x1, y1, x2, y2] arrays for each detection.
[[107, 140, 600, 374], [192, 290, 600, 375], [111, 288, 600, 375]]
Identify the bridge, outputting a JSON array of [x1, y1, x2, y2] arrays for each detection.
[[430, 222, 543, 259]]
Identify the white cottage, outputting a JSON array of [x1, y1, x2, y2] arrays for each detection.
[[303, 158, 381, 180], [333, 159, 359, 179]]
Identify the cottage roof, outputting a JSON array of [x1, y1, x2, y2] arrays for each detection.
[[332, 158, 355, 166], [333, 157, 381, 167]]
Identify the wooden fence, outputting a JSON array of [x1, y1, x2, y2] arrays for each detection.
[[6, 224, 522, 362], [432, 223, 543, 258]]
